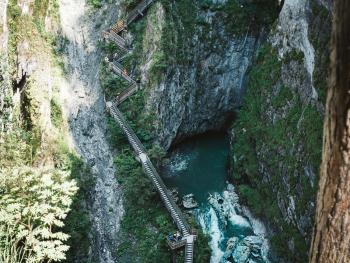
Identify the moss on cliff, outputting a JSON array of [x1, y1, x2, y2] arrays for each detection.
[[309, 1, 332, 105], [221, 0, 280, 36], [230, 3, 331, 260], [2, 1, 94, 261], [231, 43, 323, 262]]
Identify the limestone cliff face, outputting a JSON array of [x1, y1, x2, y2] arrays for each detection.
[[230, 0, 331, 261], [271, 0, 317, 102], [140, 1, 258, 150], [0, 0, 60, 138], [1, 1, 124, 262], [0, 0, 11, 131]]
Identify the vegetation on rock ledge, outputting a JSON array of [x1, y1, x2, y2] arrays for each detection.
[[231, 43, 323, 262]]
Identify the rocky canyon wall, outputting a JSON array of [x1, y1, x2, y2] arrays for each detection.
[[139, 1, 259, 150], [0, 0, 11, 132], [231, 0, 331, 261], [135, 0, 331, 261]]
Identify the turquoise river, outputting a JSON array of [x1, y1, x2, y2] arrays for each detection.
[[161, 133, 272, 263]]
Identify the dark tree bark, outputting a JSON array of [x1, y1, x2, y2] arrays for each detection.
[[309, 0, 350, 262]]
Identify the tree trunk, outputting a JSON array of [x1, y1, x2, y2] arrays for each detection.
[[309, 1, 350, 262]]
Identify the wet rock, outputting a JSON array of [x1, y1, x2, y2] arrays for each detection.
[[59, 0, 123, 262], [169, 188, 179, 203], [202, 185, 271, 262], [222, 235, 267, 263], [182, 193, 198, 209], [208, 185, 250, 230], [223, 237, 239, 259], [232, 244, 251, 263], [141, 2, 258, 150]]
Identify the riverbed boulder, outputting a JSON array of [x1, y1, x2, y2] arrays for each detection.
[[169, 188, 179, 203], [222, 235, 265, 263], [182, 193, 198, 209], [223, 237, 239, 260], [232, 244, 251, 263], [243, 236, 263, 259]]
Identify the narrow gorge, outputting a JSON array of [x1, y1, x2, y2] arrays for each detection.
[[0, 0, 333, 263]]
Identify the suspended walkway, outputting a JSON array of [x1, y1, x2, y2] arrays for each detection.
[[103, 1, 196, 262]]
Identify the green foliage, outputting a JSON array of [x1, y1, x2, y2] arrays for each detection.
[[0, 129, 32, 168], [283, 49, 305, 64], [115, 150, 174, 262], [160, 0, 197, 66], [7, 0, 21, 73], [50, 99, 63, 127], [148, 144, 166, 166], [0, 229, 26, 263], [238, 185, 264, 215], [221, 0, 279, 35], [121, 0, 140, 11], [3, 1, 87, 262], [61, 152, 95, 263], [148, 51, 167, 83], [0, 167, 78, 262], [32, 0, 49, 32], [0, 129, 93, 263], [88, 0, 104, 8]]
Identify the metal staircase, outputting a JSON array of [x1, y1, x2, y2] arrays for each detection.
[[103, 1, 196, 262]]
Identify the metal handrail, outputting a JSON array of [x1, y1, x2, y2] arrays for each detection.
[[144, 158, 191, 234], [109, 62, 136, 84], [108, 105, 146, 155], [104, 0, 195, 261], [108, 102, 191, 236], [185, 241, 194, 263], [116, 83, 138, 105], [166, 238, 187, 250], [126, 0, 154, 25], [102, 31, 128, 52]]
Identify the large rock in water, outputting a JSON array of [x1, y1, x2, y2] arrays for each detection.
[[223, 237, 239, 260], [232, 244, 251, 263], [169, 188, 179, 203], [224, 236, 265, 263], [182, 193, 198, 209]]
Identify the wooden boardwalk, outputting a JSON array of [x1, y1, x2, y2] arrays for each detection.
[[103, 1, 196, 262]]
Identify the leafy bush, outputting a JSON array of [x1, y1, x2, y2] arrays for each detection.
[[0, 167, 77, 262], [50, 99, 63, 127], [88, 0, 103, 8]]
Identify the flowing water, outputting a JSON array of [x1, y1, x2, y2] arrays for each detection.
[[161, 133, 271, 263]]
